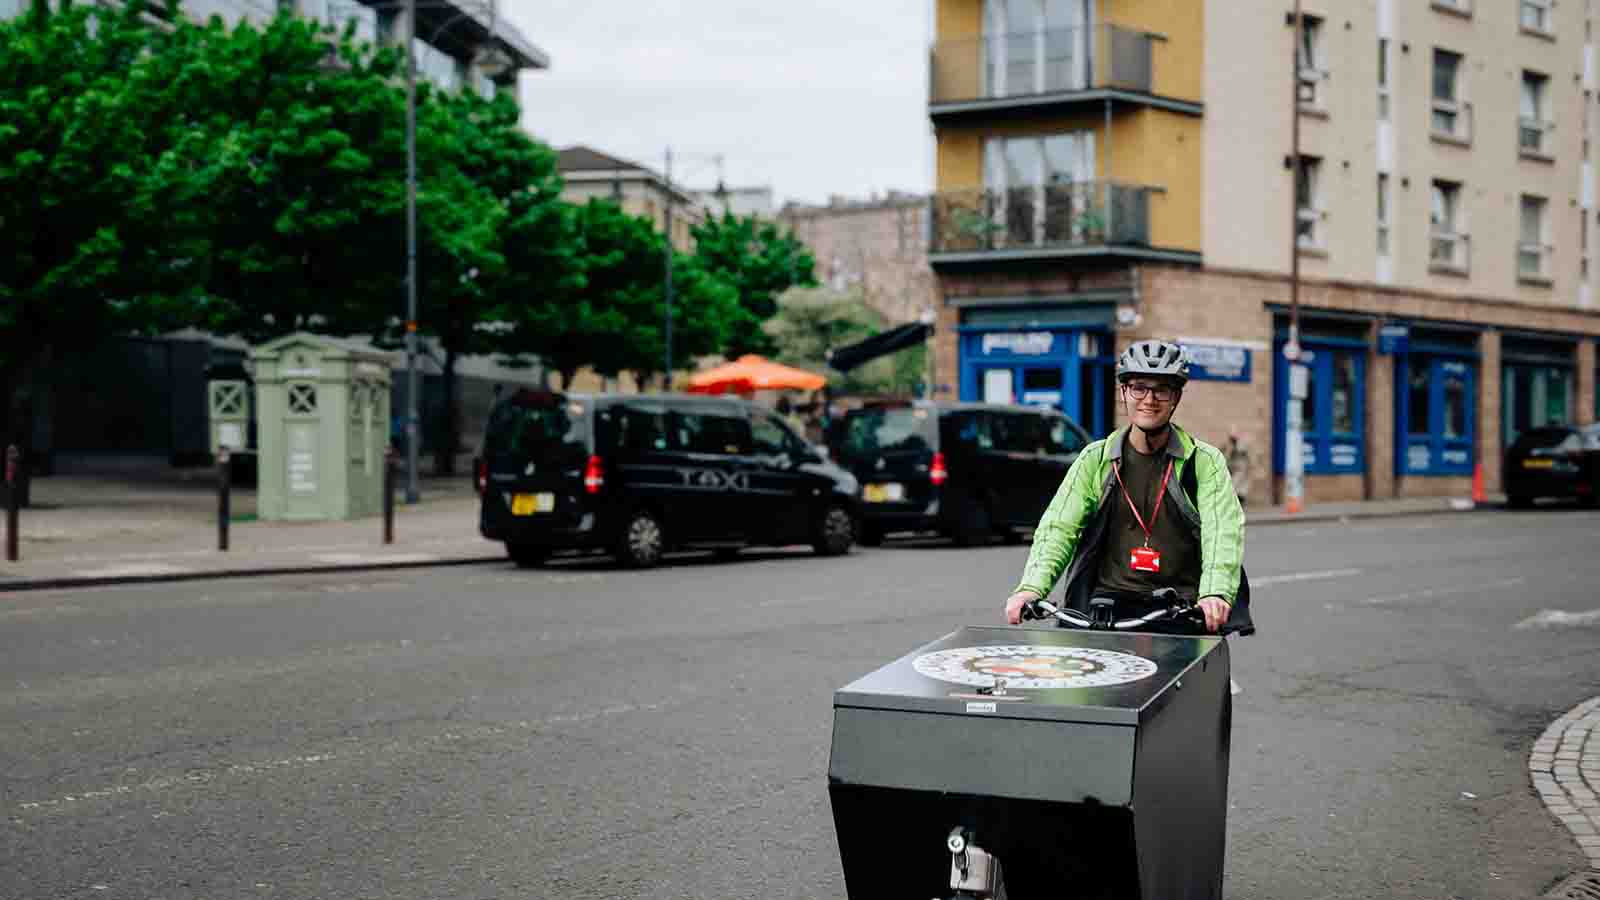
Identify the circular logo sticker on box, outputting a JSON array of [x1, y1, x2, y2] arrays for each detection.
[[913, 645, 1158, 690]]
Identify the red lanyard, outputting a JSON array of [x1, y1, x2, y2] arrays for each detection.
[[1113, 458, 1173, 548]]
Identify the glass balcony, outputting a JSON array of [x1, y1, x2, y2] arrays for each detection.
[[930, 25, 1156, 108], [1518, 242, 1553, 281], [929, 181, 1152, 257], [1431, 100, 1474, 145], [1519, 118, 1554, 158]]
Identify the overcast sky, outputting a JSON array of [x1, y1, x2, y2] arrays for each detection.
[[502, 0, 934, 208]]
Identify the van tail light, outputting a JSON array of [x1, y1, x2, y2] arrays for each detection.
[[584, 455, 605, 494], [474, 458, 487, 495], [930, 452, 949, 487]]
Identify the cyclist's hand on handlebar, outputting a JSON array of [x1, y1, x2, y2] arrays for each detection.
[[1005, 590, 1040, 625], [1197, 595, 1230, 633]]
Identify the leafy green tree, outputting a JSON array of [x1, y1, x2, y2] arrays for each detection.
[[615, 251, 741, 391], [174, 12, 409, 341], [0, 0, 218, 467], [689, 213, 817, 359], [765, 287, 926, 396]]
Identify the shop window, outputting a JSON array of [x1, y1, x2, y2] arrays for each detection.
[[1398, 355, 1476, 475], [1503, 363, 1573, 446], [1275, 343, 1366, 475]]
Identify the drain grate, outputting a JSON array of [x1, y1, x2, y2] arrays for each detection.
[[1547, 871, 1600, 900]]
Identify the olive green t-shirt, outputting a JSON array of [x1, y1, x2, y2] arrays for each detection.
[[1094, 439, 1202, 597]]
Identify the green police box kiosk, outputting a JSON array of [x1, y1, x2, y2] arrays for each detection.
[[252, 333, 393, 521]]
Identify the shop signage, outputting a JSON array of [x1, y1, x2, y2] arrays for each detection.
[[980, 332, 1054, 356], [1330, 443, 1359, 468], [1378, 325, 1409, 355], [1022, 390, 1062, 407], [1183, 343, 1252, 382]]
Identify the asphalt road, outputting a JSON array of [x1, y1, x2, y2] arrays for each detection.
[[3, 508, 1599, 900]]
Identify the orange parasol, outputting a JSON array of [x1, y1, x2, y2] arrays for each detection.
[[685, 354, 827, 395]]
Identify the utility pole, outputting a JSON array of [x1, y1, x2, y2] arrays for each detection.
[[1284, 0, 1307, 515], [663, 147, 675, 390], [403, 0, 420, 503]]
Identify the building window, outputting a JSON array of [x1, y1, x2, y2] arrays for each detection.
[[1521, 0, 1553, 34], [1521, 71, 1553, 157], [1431, 49, 1471, 143], [1377, 38, 1392, 121], [1432, 0, 1472, 16], [1519, 194, 1552, 281], [982, 131, 1099, 248], [1297, 16, 1327, 110], [1503, 364, 1573, 446], [1295, 156, 1326, 251], [1377, 174, 1392, 256], [1430, 180, 1469, 273], [982, 0, 1095, 98]]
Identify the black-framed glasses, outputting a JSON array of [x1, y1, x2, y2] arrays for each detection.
[[1123, 383, 1179, 403]]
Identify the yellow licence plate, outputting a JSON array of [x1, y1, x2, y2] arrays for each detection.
[[511, 492, 555, 515], [864, 483, 905, 503], [1523, 458, 1556, 469]]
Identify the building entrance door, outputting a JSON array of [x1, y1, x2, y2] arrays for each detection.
[[981, 367, 1016, 404]]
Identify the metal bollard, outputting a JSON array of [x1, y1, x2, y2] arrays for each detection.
[[5, 445, 18, 563], [383, 446, 396, 545], [217, 447, 231, 552]]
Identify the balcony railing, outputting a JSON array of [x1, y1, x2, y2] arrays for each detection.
[[1520, 118, 1555, 157], [1431, 99, 1474, 144], [1430, 229, 1471, 274], [929, 181, 1152, 255], [930, 25, 1156, 106]]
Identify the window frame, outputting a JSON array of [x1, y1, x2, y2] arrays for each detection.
[[1430, 180, 1470, 274], [1519, 71, 1553, 159], [1295, 155, 1327, 251], [1431, 49, 1471, 144], [1296, 15, 1328, 110]]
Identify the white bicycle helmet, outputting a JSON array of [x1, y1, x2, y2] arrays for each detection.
[[1116, 339, 1190, 384]]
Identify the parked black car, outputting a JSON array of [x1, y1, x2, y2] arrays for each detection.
[[477, 391, 859, 567], [1503, 424, 1600, 508], [827, 401, 1090, 545]]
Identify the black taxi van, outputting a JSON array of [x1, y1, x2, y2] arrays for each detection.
[[826, 401, 1089, 546], [476, 390, 859, 567]]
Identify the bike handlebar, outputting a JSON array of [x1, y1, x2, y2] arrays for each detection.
[[1021, 593, 1207, 633]]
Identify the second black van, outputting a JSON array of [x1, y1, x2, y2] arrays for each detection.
[[827, 401, 1090, 546], [477, 391, 860, 567]]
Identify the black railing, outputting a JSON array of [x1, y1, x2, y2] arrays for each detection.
[[930, 25, 1156, 105], [929, 182, 1152, 254]]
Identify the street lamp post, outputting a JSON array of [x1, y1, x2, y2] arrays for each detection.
[[1284, 0, 1307, 515], [395, 0, 508, 501], [404, 0, 420, 503]]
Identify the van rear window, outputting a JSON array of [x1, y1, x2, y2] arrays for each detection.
[[838, 408, 932, 457], [484, 399, 586, 458]]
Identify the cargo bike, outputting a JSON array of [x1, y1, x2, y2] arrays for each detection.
[[827, 591, 1250, 900]]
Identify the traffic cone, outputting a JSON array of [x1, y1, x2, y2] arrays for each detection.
[[1471, 463, 1487, 506]]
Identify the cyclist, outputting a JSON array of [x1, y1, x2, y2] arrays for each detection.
[[1003, 339, 1252, 634]]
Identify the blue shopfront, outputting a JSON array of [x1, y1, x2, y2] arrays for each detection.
[[1273, 329, 1367, 477], [958, 322, 1116, 437], [1389, 325, 1478, 477]]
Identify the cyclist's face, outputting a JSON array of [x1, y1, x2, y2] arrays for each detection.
[[1121, 378, 1182, 429]]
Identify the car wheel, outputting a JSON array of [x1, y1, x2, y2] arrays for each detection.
[[1507, 494, 1534, 510], [952, 501, 992, 547], [506, 543, 549, 568], [856, 524, 884, 547], [813, 504, 854, 556], [615, 509, 665, 568]]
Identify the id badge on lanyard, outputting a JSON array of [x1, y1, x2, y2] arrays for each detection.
[[1115, 459, 1173, 575]]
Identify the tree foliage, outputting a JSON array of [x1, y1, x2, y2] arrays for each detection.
[[690, 213, 817, 359], [0, 0, 220, 439]]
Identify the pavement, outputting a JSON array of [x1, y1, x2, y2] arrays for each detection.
[[1533, 697, 1600, 873], [0, 460, 1513, 592]]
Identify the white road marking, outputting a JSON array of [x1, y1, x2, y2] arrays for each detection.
[[1252, 568, 1364, 586], [73, 563, 193, 578], [1514, 609, 1600, 630], [1361, 575, 1526, 606]]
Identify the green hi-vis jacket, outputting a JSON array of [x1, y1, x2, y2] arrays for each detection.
[[1014, 423, 1254, 634]]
